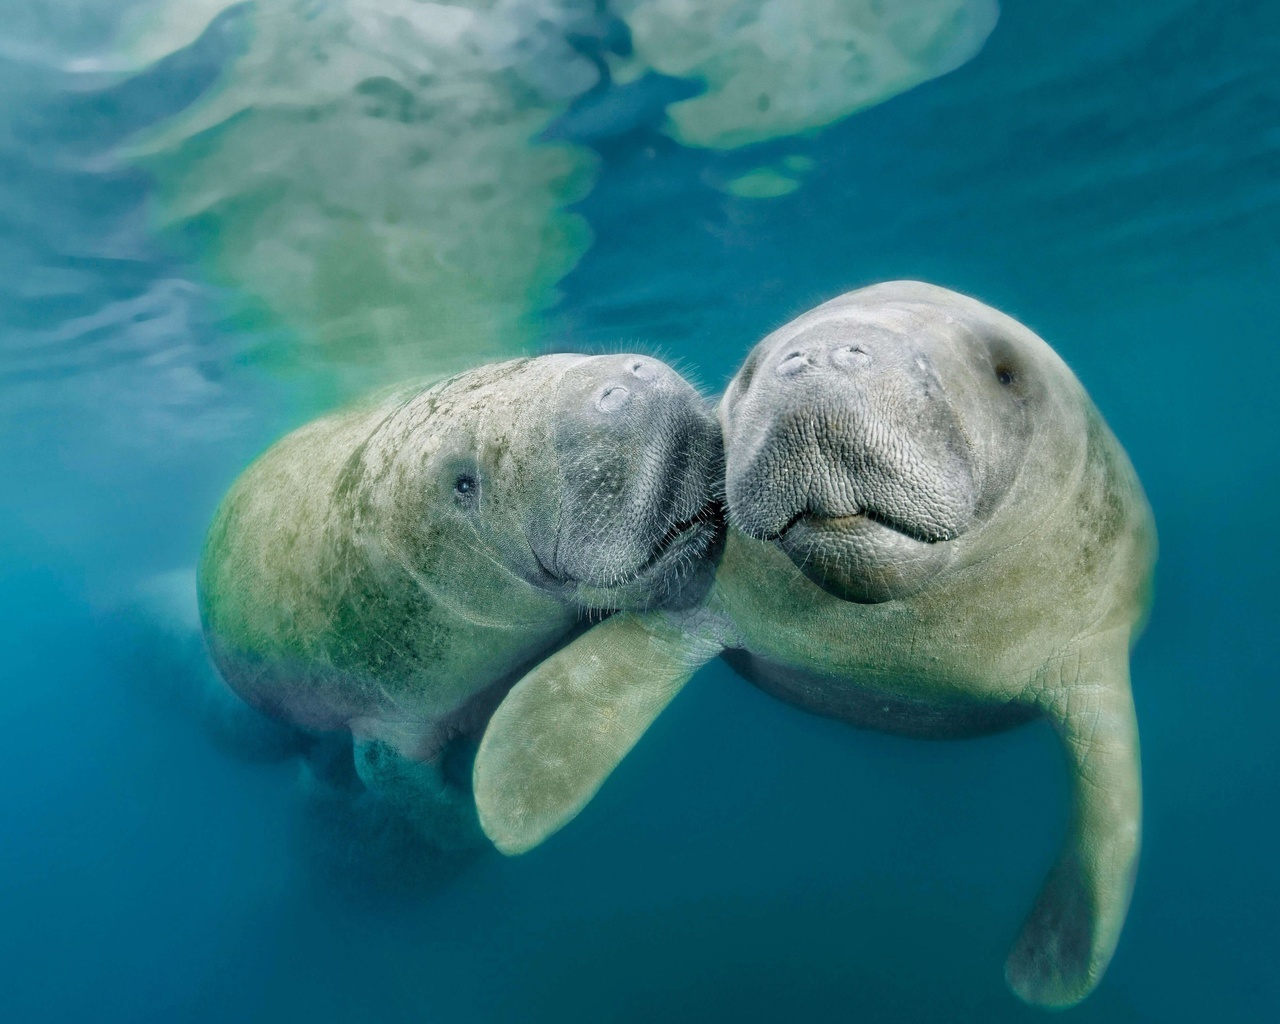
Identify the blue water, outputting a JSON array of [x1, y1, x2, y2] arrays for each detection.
[[2, 1, 1278, 1021]]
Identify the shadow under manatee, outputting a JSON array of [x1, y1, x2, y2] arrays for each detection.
[[288, 733, 488, 904], [100, 575, 495, 902]]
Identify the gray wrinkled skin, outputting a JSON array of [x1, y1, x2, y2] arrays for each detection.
[[722, 291, 1031, 601], [472, 283, 1155, 1009], [532, 356, 724, 610], [199, 354, 722, 849]]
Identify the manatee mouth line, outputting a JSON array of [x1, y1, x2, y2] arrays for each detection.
[[630, 498, 725, 579], [769, 508, 951, 545], [539, 499, 724, 590], [529, 547, 561, 584], [657, 499, 724, 556]]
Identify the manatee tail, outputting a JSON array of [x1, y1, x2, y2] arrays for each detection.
[[473, 611, 721, 855], [1006, 629, 1141, 1008]]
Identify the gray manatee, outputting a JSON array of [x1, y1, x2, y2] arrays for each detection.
[[472, 282, 1156, 1006], [199, 354, 723, 850]]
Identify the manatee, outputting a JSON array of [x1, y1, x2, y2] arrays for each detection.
[[198, 354, 723, 850], [472, 282, 1156, 1006]]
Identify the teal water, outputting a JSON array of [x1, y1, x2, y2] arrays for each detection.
[[2, 1, 1277, 1021]]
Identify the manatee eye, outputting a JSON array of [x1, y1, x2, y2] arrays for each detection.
[[454, 474, 477, 496], [996, 365, 1016, 386]]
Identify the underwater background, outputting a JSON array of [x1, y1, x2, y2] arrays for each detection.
[[1, 1, 1277, 1021]]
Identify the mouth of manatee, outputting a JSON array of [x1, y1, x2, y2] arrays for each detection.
[[737, 474, 968, 604], [531, 497, 724, 590], [726, 403, 977, 555], [586, 497, 725, 590], [633, 497, 725, 578], [767, 506, 955, 546]]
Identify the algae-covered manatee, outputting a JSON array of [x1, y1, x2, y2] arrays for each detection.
[[473, 283, 1156, 1006], [199, 354, 723, 850]]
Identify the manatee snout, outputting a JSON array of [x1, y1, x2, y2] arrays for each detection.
[[722, 317, 978, 602], [538, 354, 724, 607]]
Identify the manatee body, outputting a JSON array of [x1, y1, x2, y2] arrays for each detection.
[[473, 283, 1155, 1006], [200, 354, 722, 848]]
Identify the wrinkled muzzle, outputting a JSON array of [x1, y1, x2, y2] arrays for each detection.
[[537, 355, 724, 609], [722, 322, 977, 602]]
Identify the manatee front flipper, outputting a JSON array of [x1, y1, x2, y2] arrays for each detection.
[[473, 611, 720, 855], [1007, 630, 1142, 1008], [353, 738, 484, 852]]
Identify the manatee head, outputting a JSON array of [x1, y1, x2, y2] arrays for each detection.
[[531, 354, 724, 609], [720, 280, 1071, 603], [380, 354, 723, 618]]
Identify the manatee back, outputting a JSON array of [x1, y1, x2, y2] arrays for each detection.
[[198, 394, 416, 729], [1066, 404, 1156, 642]]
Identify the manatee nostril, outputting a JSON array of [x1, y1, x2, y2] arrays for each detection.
[[830, 344, 871, 370], [776, 351, 810, 377], [596, 384, 632, 413], [629, 359, 654, 379]]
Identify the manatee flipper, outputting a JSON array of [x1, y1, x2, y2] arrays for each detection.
[[353, 738, 484, 852], [1007, 630, 1142, 1008], [474, 611, 720, 855]]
